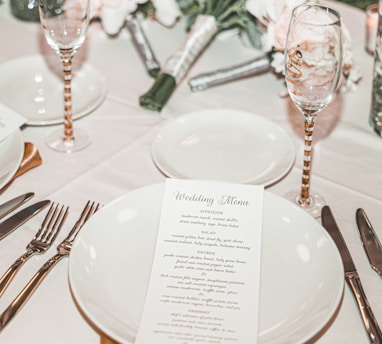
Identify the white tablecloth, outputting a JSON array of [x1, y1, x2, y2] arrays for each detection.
[[0, 0, 381, 343]]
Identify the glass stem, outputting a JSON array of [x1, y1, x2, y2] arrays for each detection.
[[61, 56, 74, 144], [299, 115, 316, 207]]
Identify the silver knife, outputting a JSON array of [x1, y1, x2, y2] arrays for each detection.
[[322, 206, 382, 344], [0, 193, 34, 220], [0, 200, 50, 240], [356, 208, 382, 277]]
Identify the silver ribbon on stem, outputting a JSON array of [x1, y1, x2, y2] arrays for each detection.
[[164, 15, 218, 83], [188, 53, 272, 92], [125, 13, 160, 78]]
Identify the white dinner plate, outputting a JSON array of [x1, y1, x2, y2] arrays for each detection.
[[0, 130, 24, 190], [151, 109, 295, 186], [0, 55, 107, 126], [69, 183, 344, 344]]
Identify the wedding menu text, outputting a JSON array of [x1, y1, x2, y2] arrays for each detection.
[[135, 179, 264, 343]]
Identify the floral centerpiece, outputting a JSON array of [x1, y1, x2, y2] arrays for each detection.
[[190, 0, 361, 93], [139, 0, 256, 112], [91, 0, 180, 76], [91, 0, 180, 34], [247, 0, 359, 91], [92, 0, 360, 111]]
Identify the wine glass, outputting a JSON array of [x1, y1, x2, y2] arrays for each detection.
[[39, 0, 90, 153], [284, 4, 343, 217]]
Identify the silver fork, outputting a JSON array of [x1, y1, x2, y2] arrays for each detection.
[[0, 201, 100, 331], [0, 203, 68, 297]]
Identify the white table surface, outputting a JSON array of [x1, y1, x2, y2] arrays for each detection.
[[0, 0, 381, 343]]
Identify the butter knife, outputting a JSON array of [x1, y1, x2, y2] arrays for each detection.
[[356, 208, 382, 277], [0, 193, 34, 220], [321, 206, 382, 344], [0, 200, 50, 240]]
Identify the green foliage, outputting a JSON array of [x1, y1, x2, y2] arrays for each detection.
[[176, 0, 250, 30], [134, 1, 156, 17], [338, 0, 376, 10]]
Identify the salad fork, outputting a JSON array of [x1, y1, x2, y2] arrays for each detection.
[[0, 203, 68, 297], [0, 201, 100, 331]]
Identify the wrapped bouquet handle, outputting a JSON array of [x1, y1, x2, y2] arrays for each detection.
[[125, 13, 160, 78], [139, 0, 249, 112], [188, 53, 272, 92], [140, 15, 218, 111]]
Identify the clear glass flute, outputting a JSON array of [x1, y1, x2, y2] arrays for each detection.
[[39, 0, 90, 153], [284, 4, 343, 217]]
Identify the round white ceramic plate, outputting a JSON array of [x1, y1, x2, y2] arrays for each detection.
[[151, 109, 295, 186], [0, 55, 107, 126], [0, 130, 24, 190], [69, 183, 344, 344]]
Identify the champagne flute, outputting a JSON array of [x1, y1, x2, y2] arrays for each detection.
[[39, 0, 90, 153], [284, 4, 343, 217]]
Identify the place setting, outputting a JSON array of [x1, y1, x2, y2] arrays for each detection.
[[66, 3, 369, 344], [0, 180, 380, 343], [0, 177, 344, 342], [0, 0, 381, 343], [69, 6, 350, 340], [68, 179, 344, 344]]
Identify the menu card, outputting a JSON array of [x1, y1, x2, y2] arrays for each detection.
[[0, 103, 26, 141], [135, 179, 264, 344]]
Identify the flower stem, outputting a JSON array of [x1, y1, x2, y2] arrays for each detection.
[[139, 73, 176, 112], [140, 14, 217, 112]]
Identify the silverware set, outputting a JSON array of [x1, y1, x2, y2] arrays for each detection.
[[0, 203, 68, 297], [322, 206, 382, 344], [2, 192, 382, 340], [0, 194, 100, 331]]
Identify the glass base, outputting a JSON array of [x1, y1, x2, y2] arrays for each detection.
[[46, 127, 91, 153], [284, 190, 326, 219]]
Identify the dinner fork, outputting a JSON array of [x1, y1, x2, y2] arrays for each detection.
[[0, 203, 68, 297], [0, 201, 100, 331]]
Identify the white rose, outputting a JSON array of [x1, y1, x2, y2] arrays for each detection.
[[151, 0, 181, 27], [99, 0, 147, 35], [95, 0, 180, 35]]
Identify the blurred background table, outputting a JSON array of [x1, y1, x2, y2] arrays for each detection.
[[0, 0, 381, 343]]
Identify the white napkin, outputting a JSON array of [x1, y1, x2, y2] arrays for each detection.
[[0, 103, 26, 142]]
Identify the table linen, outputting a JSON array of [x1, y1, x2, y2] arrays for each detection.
[[0, 0, 381, 343]]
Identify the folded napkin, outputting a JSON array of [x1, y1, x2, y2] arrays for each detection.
[[0, 103, 26, 141]]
